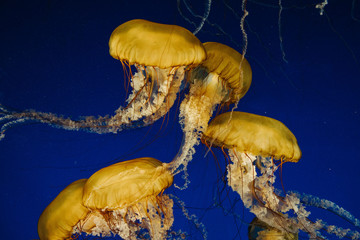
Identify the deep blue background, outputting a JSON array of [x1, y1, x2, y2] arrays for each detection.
[[0, 0, 359, 239]]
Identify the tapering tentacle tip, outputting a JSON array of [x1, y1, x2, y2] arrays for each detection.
[[0, 132, 5, 141]]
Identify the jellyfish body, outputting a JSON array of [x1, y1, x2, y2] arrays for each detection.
[[169, 42, 252, 184], [107, 19, 206, 130], [248, 217, 298, 240], [38, 158, 175, 240], [82, 157, 174, 239], [202, 111, 312, 236], [0, 19, 206, 139], [202, 111, 360, 239]]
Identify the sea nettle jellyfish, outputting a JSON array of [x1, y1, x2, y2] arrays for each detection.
[[0, 19, 206, 139], [38, 157, 174, 240], [168, 42, 252, 186], [202, 111, 360, 239], [82, 157, 174, 239]]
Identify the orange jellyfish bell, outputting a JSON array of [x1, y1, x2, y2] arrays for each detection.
[[248, 217, 299, 240], [83, 157, 173, 209], [194, 42, 252, 103], [83, 157, 174, 239], [38, 179, 109, 240], [38, 179, 89, 240], [202, 111, 301, 162], [109, 19, 206, 68]]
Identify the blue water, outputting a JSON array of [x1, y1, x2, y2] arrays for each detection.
[[0, 0, 359, 239]]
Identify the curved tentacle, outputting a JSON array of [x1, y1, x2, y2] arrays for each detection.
[[168, 73, 229, 189], [226, 150, 360, 239], [289, 191, 360, 231]]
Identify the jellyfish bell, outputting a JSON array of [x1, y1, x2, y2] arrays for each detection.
[[0, 19, 206, 139], [83, 157, 173, 209], [190, 42, 252, 103], [169, 44, 252, 187], [38, 179, 88, 240], [109, 19, 206, 69], [202, 111, 301, 162], [83, 157, 174, 239], [37, 179, 110, 240], [248, 217, 298, 240]]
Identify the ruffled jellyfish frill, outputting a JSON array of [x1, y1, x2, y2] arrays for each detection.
[[168, 42, 252, 184], [0, 19, 206, 139], [202, 111, 360, 239], [82, 157, 174, 239]]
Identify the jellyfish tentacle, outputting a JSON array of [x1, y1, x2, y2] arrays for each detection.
[[0, 117, 27, 140], [0, 106, 111, 135], [290, 191, 360, 230], [227, 150, 325, 237], [0, 107, 23, 139], [170, 194, 208, 239]]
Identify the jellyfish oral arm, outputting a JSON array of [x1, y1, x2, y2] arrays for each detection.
[[227, 150, 319, 236], [142, 66, 185, 126], [0, 65, 186, 139], [110, 65, 186, 128], [78, 194, 174, 239], [227, 149, 360, 239], [169, 73, 229, 187], [227, 150, 257, 209]]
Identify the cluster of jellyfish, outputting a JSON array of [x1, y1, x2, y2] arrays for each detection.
[[1, 19, 360, 239]]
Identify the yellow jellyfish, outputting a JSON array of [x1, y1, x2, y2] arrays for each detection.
[[168, 42, 252, 185], [38, 179, 109, 240], [248, 217, 298, 240], [82, 157, 174, 239], [202, 111, 360, 239], [107, 19, 206, 129], [201, 111, 312, 236], [0, 19, 206, 139]]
